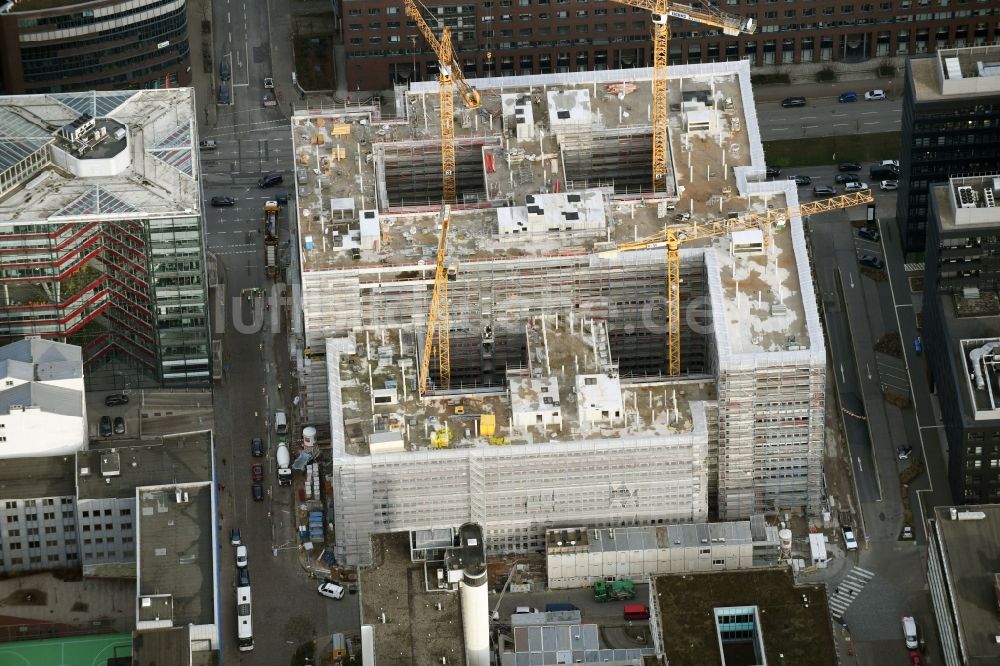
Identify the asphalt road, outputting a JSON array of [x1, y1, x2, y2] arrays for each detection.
[[757, 98, 902, 141], [198, 0, 361, 661]]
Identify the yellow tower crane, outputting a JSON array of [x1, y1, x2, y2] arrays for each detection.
[[404, 0, 481, 204], [613, 191, 875, 375], [418, 205, 453, 395], [609, 1, 756, 193]]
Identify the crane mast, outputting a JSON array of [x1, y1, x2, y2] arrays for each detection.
[[404, 0, 481, 204], [418, 205, 452, 395], [615, 191, 874, 376]]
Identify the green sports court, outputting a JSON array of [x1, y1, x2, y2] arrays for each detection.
[[0, 633, 131, 666]]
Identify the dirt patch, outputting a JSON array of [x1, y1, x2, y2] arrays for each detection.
[[71, 601, 88, 612], [883, 389, 913, 409], [954, 291, 1000, 317], [874, 332, 902, 358], [293, 34, 335, 91], [908, 275, 923, 292], [0, 589, 46, 606], [861, 266, 887, 282]]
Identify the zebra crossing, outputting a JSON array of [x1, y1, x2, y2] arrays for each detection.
[[828, 566, 875, 620]]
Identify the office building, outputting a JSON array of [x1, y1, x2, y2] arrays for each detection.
[[291, 59, 827, 565], [0, 337, 87, 457], [896, 46, 1000, 255], [923, 174, 1000, 504], [0, 89, 211, 389], [926, 504, 1000, 666], [0, 0, 191, 95], [340, 0, 1000, 92]]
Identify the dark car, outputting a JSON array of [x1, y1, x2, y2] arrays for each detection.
[[251, 437, 265, 457], [258, 173, 283, 188], [765, 166, 781, 178], [859, 254, 884, 270], [113, 416, 126, 435], [211, 196, 236, 207], [251, 464, 264, 482], [105, 393, 129, 407], [812, 185, 837, 196], [858, 227, 880, 242], [780, 96, 807, 108], [237, 566, 250, 586], [837, 91, 858, 103], [838, 162, 862, 172], [251, 483, 264, 501], [835, 173, 862, 184], [788, 175, 811, 186], [99, 415, 113, 437]]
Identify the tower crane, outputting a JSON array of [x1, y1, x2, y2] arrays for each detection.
[[419, 205, 453, 395], [404, 0, 481, 204], [611, 191, 875, 376], [608, 1, 756, 193]]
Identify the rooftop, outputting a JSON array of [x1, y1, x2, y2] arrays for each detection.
[[292, 62, 762, 272], [0, 337, 82, 379], [0, 454, 75, 500], [0, 89, 199, 220], [911, 45, 1000, 102], [132, 627, 192, 666], [137, 483, 215, 627], [361, 532, 466, 665], [334, 317, 714, 456], [76, 431, 214, 500], [932, 504, 1000, 663], [0, 0, 90, 12], [545, 521, 760, 555], [932, 174, 1000, 233], [654, 568, 835, 666]]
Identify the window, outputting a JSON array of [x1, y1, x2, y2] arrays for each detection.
[[6, 516, 18, 523], [713, 559, 725, 566], [7, 529, 19, 537], [368, 7, 380, 15]]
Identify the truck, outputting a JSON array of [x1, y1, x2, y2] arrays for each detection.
[[593, 579, 635, 602], [623, 604, 650, 620], [265, 245, 277, 278], [264, 201, 280, 245], [276, 441, 291, 485]]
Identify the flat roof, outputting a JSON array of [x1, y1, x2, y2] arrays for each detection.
[[932, 505, 1000, 662], [336, 319, 713, 456], [76, 431, 213, 500], [137, 484, 215, 627], [546, 521, 766, 555], [0, 454, 75, 500], [932, 174, 1000, 233], [132, 627, 192, 666], [911, 46, 1000, 102], [655, 569, 835, 666], [361, 532, 466, 664], [0, 89, 200, 221], [292, 63, 760, 272]]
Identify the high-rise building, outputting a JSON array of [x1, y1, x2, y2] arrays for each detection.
[[340, 0, 1000, 92], [923, 174, 1000, 504], [896, 46, 1000, 255], [0, 0, 191, 95], [0, 89, 211, 390]]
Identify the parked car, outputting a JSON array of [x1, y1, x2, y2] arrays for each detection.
[[909, 649, 922, 665], [318, 582, 346, 599], [812, 185, 837, 196], [838, 162, 862, 172], [859, 254, 885, 270], [237, 567, 250, 586], [263, 77, 274, 89], [902, 526, 913, 539], [845, 181, 870, 193], [765, 166, 782, 178], [251, 464, 264, 482], [788, 175, 812, 186], [514, 606, 540, 614], [258, 172, 283, 188], [113, 416, 126, 435], [105, 393, 129, 407], [858, 227, 880, 242], [230, 527, 241, 546], [880, 180, 899, 191], [842, 526, 859, 551], [835, 173, 862, 184], [211, 196, 236, 207], [865, 89, 886, 100], [251, 483, 264, 501], [881, 159, 900, 168], [251, 437, 265, 457], [236, 545, 248, 568], [780, 96, 807, 108], [914, 336, 923, 354], [99, 415, 113, 437], [837, 91, 858, 103]]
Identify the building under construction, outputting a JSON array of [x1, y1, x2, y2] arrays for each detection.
[[289, 60, 827, 565]]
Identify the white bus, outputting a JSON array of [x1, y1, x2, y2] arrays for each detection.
[[236, 585, 253, 651]]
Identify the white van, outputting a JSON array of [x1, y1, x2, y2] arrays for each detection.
[[274, 409, 287, 436], [901, 616, 918, 649]]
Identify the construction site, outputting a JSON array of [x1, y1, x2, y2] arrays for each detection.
[[285, 6, 873, 567]]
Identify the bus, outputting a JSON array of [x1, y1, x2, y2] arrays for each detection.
[[236, 585, 253, 651]]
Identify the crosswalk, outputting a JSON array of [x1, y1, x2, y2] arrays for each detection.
[[828, 566, 875, 620]]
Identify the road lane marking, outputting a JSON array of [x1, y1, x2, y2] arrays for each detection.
[[863, 121, 880, 125], [833, 123, 848, 127]]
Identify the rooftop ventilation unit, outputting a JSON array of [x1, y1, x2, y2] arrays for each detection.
[[957, 185, 978, 208], [945, 57, 963, 79], [976, 61, 1000, 77]]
